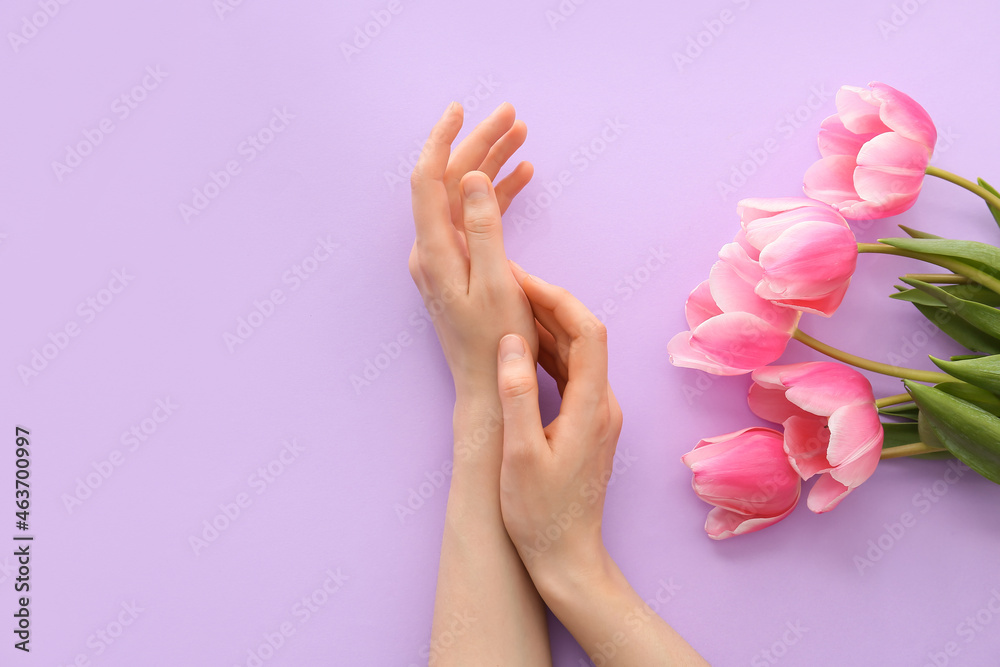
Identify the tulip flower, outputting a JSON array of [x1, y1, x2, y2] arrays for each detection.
[[668, 263, 801, 375], [803, 82, 937, 220], [681, 427, 801, 539], [720, 197, 858, 317], [748, 362, 883, 513]]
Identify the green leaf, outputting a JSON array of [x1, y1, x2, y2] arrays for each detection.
[[912, 303, 1000, 354], [931, 356, 1000, 398], [881, 403, 918, 416], [879, 238, 1000, 280], [882, 422, 920, 446], [977, 177, 1000, 228], [951, 354, 987, 361], [879, 403, 919, 421], [902, 278, 1000, 339], [882, 420, 954, 459], [905, 381, 1000, 483], [914, 410, 958, 460], [890, 283, 1000, 307], [898, 225, 943, 240]]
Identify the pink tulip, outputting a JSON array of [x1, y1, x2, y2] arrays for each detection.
[[803, 82, 937, 220], [720, 197, 858, 317], [748, 362, 883, 513], [681, 427, 801, 540], [668, 263, 801, 375]]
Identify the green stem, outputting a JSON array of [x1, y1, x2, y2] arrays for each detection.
[[902, 273, 970, 284], [858, 243, 1000, 296], [791, 329, 954, 383], [875, 393, 913, 409], [926, 165, 1000, 212], [880, 441, 947, 460]]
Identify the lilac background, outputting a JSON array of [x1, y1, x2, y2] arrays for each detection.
[[4, 0, 1000, 665]]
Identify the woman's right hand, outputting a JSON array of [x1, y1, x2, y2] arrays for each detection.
[[496, 266, 709, 666], [495, 263, 623, 584]]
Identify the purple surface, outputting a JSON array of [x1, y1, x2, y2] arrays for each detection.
[[4, 0, 1000, 664]]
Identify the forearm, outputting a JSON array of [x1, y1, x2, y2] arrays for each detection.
[[535, 550, 708, 667], [430, 393, 551, 666]]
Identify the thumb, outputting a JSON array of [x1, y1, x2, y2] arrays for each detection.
[[497, 334, 545, 458]]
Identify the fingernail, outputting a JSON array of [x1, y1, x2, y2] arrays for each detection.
[[463, 172, 489, 200], [529, 274, 548, 285], [500, 334, 524, 362]]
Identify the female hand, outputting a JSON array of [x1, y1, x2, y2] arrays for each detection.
[[496, 265, 623, 580], [495, 269, 709, 666], [408, 101, 539, 396]]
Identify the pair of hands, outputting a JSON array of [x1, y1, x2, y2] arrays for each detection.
[[408, 101, 624, 587]]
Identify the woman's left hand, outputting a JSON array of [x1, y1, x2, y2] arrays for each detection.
[[409, 101, 539, 396]]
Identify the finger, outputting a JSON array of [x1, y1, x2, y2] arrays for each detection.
[[479, 119, 527, 180], [536, 348, 567, 397], [521, 276, 609, 414], [496, 161, 534, 215], [521, 279, 569, 352], [497, 334, 546, 459], [446, 103, 516, 226], [448, 102, 516, 181], [509, 263, 567, 344], [461, 171, 508, 282], [411, 103, 465, 255], [536, 320, 567, 388]]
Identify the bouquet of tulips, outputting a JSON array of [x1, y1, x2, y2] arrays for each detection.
[[670, 82, 1000, 539]]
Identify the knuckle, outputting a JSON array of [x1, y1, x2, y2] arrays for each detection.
[[463, 214, 499, 239], [611, 406, 624, 435], [583, 318, 608, 343], [407, 251, 421, 283], [410, 160, 430, 188], [500, 373, 535, 399]]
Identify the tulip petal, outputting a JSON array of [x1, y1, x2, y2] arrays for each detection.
[[839, 193, 915, 220], [748, 383, 811, 424], [817, 114, 879, 158], [709, 261, 799, 330], [668, 331, 748, 376], [685, 280, 722, 329], [783, 415, 832, 479], [837, 85, 891, 135], [743, 207, 834, 251], [869, 81, 936, 153], [756, 221, 858, 299], [737, 197, 820, 225], [784, 365, 875, 416], [806, 473, 852, 513], [687, 435, 800, 516], [681, 427, 760, 466], [853, 133, 929, 217], [732, 228, 761, 260], [704, 501, 798, 540], [825, 403, 883, 487], [761, 281, 851, 318], [719, 241, 764, 284], [803, 155, 862, 209], [689, 312, 795, 372]]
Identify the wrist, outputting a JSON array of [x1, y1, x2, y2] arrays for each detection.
[[452, 366, 499, 400], [450, 392, 504, 468], [529, 541, 621, 609]]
